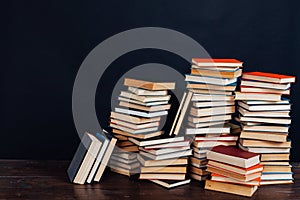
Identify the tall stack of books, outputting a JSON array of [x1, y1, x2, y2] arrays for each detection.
[[109, 78, 175, 177], [184, 58, 243, 181], [235, 72, 296, 185], [67, 131, 117, 184], [130, 136, 192, 188], [205, 145, 263, 197]]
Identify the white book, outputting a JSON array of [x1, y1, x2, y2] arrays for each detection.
[[186, 126, 230, 135], [185, 75, 237, 86], [115, 107, 168, 118], [128, 86, 167, 96]]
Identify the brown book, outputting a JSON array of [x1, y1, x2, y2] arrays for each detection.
[[124, 78, 175, 90], [260, 153, 290, 161], [190, 173, 210, 181], [240, 131, 287, 143], [139, 173, 185, 180], [137, 154, 188, 167], [262, 165, 292, 173], [189, 166, 210, 176], [239, 139, 291, 148], [205, 180, 258, 197]]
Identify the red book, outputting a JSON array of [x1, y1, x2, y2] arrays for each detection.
[[207, 145, 260, 168], [242, 72, 296, 84], [192, 58, 243, 67]]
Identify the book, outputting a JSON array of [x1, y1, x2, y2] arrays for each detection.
[[115, 107, 168, 118], [238, 107, 290, 118], [235, 92, 281, 101], [190, 68, 242, 79], [238, 116, 291, 125], [137, 154, 188, 167], [238, 101, 291, 111], [139, 173, 186, 180], [190, 173, 210, 181], [143, 140, 190, 149], [188, 114, 232, 123], [208, 160, 263, 175], [150, 179, 191, 189], [140, 166, 187, 173], [240, 86, 290, 95], [192, 58, 243, 67], [86, 132, 110, 183], [94, 135, 117, 182], [206, 145, 260, 168], [124, 78, 175, 90], [242, 125, 289, 133], [193, 140, 237, 148], [241, 79, 291, 90], [240, 131, 287, 142], [260, 153, 290, 161], [118, 97, 168, 106], [192, 94, 235, 101], [67, 132, 102, 184], [128, 136, 184, 147], [187, 121, 227, 128], [127, 86, 168, 96], [187, 83, 236, 91], [205, 180, 258, 197], [110, 165, 138, 177], [239, 143, 290, 154], [263, 165, 292, 173], [206, 165, 262, 182], [139, 149, 192, 160], [191, 65, 240, 72], [242, 72, 296, 84], [190, 106, 235, 117], [110, 112, 161, 124], [119, 101, 171, 112], [192, 101, 234, 108], [186, 126, 230, 135], [189, 89, 232, 95], [260, 161, 290, 166], [139, 146, 190, 156], [189, 166, 210, 176], [210, 173, 261, 186], [110, 119, 159, 130], [120, 91, 171, 103], [112, 129, 163, 139], [194, 135, 238, 141], [260, 180, 293, 185], [185, 75, 237, 86], [239, 139, 291, 148], [261, 172, 293, 180], [110, 123, 158, 134]]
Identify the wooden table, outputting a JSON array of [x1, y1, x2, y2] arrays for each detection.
[[0, 160, 299, 200]]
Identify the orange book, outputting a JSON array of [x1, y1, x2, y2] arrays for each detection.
[[242, 72, 296, 83], [211, 173, 261, 186]]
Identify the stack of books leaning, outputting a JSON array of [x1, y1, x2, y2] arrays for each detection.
[[184, 58, 243, 181], [67, 131, 117, 184], [235, 72, 296, 185], [109, 78, 175, 177], [205, 145, 263, 197], [131, 136, 192, 188]]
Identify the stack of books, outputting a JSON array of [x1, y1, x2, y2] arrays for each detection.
[[184, 58, 243, 181], [235, 72, 296, 185], [109, 78, 175, 177], [67, 131, 117, 184], [130, 136, 192, 188], [205, 145, 262, 197]]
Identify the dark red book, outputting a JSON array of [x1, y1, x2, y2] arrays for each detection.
[[207, 145, 260, 168]]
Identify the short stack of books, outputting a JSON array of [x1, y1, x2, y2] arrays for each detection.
[[184, 58, 243, 181], [205, 145, 263, 197], [109, 78, 175, 176], [131, 136, 192, 188], [235, 72, 296, 185], [67, 131, 117, 184]]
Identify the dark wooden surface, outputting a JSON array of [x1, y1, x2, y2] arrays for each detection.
[[0, 160, 299, 200]]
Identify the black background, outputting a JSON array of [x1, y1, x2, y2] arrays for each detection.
[[1, 0, 300, 161]]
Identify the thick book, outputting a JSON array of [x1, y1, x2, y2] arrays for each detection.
[[124, 78, 175, 90], [238, 101, 291, 111], [186, 126, 230, 135], [191, 94, 234, 101], [187, 82, 236, 91], [240, 131, 287, 143], [261, 172, 293, 181], [139, 173, 186, 180], [139, 146, 190, 156], [208, 160, 263, 175], [260, 153, 290, 161], [242, 72, 296, 84], [110, 123, 158, 134], [239, 139, 291, 148], [240, 86, 290, 95], [139, 149, 192, 160], [192, 58, 243, 67], [190, 106, 235, 117], [188, 114, 232, 123], [206, 145, 260, 168], [239, 116, 291, 125], [205, 180, 258, 197], [67, 132, 102, 184], [238, 107, 290, 118], [193, 140, 237, 148], [150, 179, 191, 189], [118, 97, 168, 106], [110, 119, 159, 130], [140, 166, 187, 174]]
